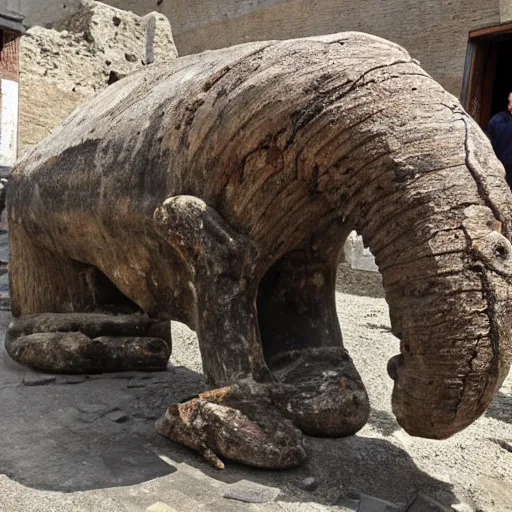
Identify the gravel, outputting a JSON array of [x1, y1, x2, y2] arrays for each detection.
[[0, 264, 509, 511]]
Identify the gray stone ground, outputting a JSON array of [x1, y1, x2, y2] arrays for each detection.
[[0, 261, 510, 511]]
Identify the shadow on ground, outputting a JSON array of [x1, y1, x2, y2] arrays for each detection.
[[156, 431, 457, 507], [487, 390, 512, 424], [0, 307, 207, 492], [0, 307, 457, 508]]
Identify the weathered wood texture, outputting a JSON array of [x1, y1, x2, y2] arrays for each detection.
[[7, 32, 512, 468]]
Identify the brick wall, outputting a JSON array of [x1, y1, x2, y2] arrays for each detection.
[[21, 0, 512, 97], [162, 0, 504, 97]]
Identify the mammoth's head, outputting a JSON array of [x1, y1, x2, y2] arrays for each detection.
[[385, 203, 512, 438], [369, 111, 512, 439]]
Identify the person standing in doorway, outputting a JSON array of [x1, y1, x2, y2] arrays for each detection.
[[487, 92, 512, 188]]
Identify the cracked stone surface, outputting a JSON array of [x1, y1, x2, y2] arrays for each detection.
[[0, 266, 510, 511], [19, 0, 178, 152]]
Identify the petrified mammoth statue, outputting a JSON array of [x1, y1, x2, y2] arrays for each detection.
[[7, 32, 512, 469]]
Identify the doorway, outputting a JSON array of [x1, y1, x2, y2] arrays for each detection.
[[461, 22, 512, 129], [490, 41, 512, 117]]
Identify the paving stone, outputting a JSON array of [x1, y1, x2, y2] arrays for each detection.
[[298, 476, 318, 491], [58, 375, 89, 385], [22, 374, 57, 386], [245, 503, 331, 512], [357, 494, 401, 512], [404, 493, 451, 512], [336, 497, 360, 511], [76, 403, 108, 414], [224, 481, 280, 504], [146, 489, 202, 512], [451, 504, 474, 512], [166, 472, 226, 504], [105, 410, 130, 423], [203, 498, 253, 512]]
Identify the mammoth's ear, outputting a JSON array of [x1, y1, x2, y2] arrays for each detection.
[[153, 194, 259, 270]]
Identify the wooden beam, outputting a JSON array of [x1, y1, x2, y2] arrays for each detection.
[[469, 21, 512, 39]]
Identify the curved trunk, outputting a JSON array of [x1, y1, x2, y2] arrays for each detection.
[[371, 124, 512, 437], [308, 70, 512, 437]]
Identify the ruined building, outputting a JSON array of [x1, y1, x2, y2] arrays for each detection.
[[18, 0, 177, 152]]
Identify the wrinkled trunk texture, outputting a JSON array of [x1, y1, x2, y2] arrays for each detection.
[[9, 32, 512, 442], [343, 96, 512, 437]]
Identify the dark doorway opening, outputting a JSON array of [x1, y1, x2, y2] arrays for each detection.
[[461, 23, 512, 129], [491, 41, 512, 119]]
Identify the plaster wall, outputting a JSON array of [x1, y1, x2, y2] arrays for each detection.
[[0, 79, 18, 167], [1, 0, 22, 14], [501, 0, 512, 22]]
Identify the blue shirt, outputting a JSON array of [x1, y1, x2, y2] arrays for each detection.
[[487, 111, 512, 166]]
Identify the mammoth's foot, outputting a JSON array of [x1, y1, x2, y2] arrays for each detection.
[[6, 313, 172, 373], [156, 385, 307, 470], [156, 347, 369, 469], [269, 347, 370, 437]]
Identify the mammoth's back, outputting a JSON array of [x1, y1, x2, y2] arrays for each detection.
[[9, 32, 415, 252], [9, 41, 273, 233]]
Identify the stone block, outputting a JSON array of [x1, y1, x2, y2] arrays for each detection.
[[404, 494, 451, 512], [143, 12, 178, 65], [224, 481, 280, 504], [19, 0, 178, 150], [357, 494, 401, 512], [343, 231, 378, 273], [146, 503, 178, 512]]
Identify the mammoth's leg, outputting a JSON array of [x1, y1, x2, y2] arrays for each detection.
[[6, 225, 171, 373], [153, 196, 306, 469], [153, 195, 271, 386], [257, 243, 370, 437]]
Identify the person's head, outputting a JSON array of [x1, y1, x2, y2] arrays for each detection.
[[507, 92, 512, 113]]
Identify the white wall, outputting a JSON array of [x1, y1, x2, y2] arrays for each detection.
[[0, 79, 18, 167], [0, 0, 22, 15]]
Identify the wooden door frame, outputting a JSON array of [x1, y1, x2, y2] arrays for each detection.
[[461, 22, 512, 128]]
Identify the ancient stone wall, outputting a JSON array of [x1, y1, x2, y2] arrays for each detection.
[[19, 0, 177, 151]]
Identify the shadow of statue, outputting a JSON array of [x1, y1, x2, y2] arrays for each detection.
[[0, 319, 207, 492], [157, 430, 457, 508], [486, 390, 512, 424], [0, 334, 457, 510], [0, 307, 455, 509]]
